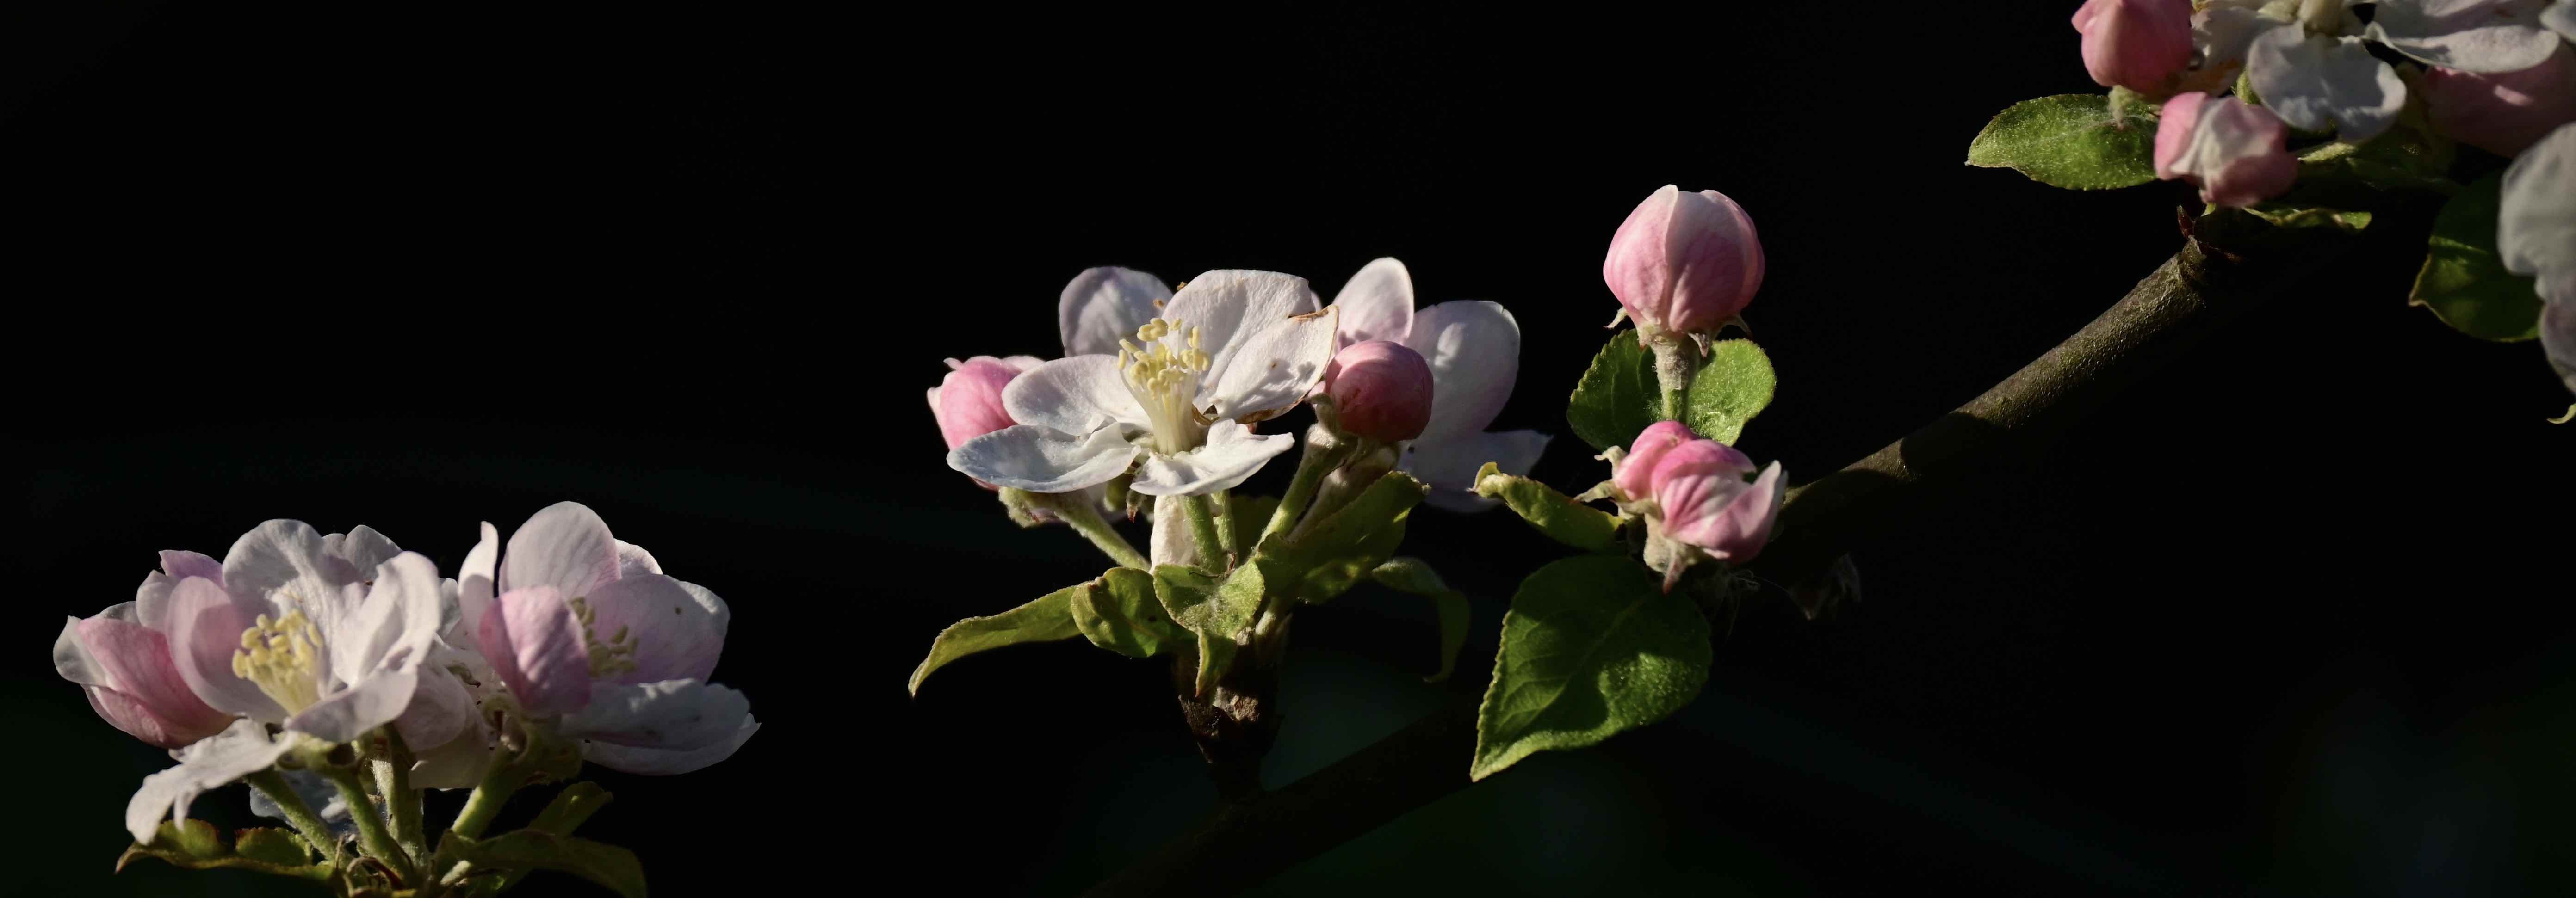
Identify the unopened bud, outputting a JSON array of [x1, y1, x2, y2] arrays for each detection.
[[1604, 185, 1764, 335], [1324, 340, 1434, 443]]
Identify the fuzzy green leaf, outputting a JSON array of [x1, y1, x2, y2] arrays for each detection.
[[907, 583, 1086, 695], [445, 830, 646, 898], [1966, 94, 2160, 190], [1682, 338, 1775, 444], [1155, 563, 1263, 640], [1471, 461, 1620, 552], [1072, 566, 1188, 658], [1471, 555, 1713, 781], [2411, 172, 2542, 341], [116, 821, 330, 882], [1256, 470, 1426, 603], [1567, 330, 1659, 452]]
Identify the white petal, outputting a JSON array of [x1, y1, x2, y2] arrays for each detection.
[[393, 664, 476, 755], [2547, 0, 2576, 39], [1060, 266, 1172, 357], [2542, 302, 2576, 395], [1162, 270, 1322, 379], [948, 424, 1142, 493], [328, 553, 444, 687], [1149, 493, 1196, 569], [126, 719, 293, 844], [2249, 30, 2406, 140], [55, 614, 109, 686], [1403, 430, 1553, 513], [222, 519, 366, 643], [2501, 124, 2576, 280], [322, 525, 402, 575], [1001, 355, 1148, 436], [136, 551, 219, 631], [2369, 0, 2561, 74], [1129, 420, 1294, 496], [1201, 308, 1339, 421], [1331, 257, 1416, 346], [613, 540, 662, 577], [168, 577, 287, 722], [455, 522, 498, 647], [501, 502, 620, 600], [288, 667, 418, 743], [1403, 301, 1522, 442], [560, 679, 752, 750], [581, 716, 758, 775]]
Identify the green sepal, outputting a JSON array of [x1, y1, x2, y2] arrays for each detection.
[[1472, 461, 1620, 553], [1966, 93, 2160, 190], [1071, 566, 1187, 658], [907, 583, 1086, 695], [2410, 172, 2542, 341], [443, 830, 646, 898], [527, 781, 613, 836], [1192, 627, 1238, 698], [1369, 557, 1471, 683], [116, 820, 331, 882], [1471, 555, 1714, 781], [1252, 470, 1426, 603]]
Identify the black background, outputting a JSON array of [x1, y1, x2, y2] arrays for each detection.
[[11, 2, 2570, 895]]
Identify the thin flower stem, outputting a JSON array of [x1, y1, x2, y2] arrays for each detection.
[[1052, 494, 1150, 569], [1647, 335, 1697, 421], [445, 761, 522, 844], [320, 764, 414, 883], [375, 731, 427, 866], [1264, 439, 1350, 540], [245, 769, 341, 864], [1211, 489, 1239, 557], [1181, 493, 1227, 568]]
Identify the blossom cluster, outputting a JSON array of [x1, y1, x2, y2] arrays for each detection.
[[55, 502, 758, 848]]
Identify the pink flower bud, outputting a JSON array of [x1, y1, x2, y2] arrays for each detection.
[[1613, 420, 1698, 502], [2422, 43, 2576, 158], [2074, 0, 2194, 97], [2154, 92, 2297, 208], [1325, 339, 1434, 442], [929, 356, 1034, 450], [1650, 440, 1781, 562], [1604, 185, 1764, 335]]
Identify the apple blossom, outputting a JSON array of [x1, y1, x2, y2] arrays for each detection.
[[2368, 0, 2565, 74], [931, 356, 1041, 451], [2155, 92, 2298, 208], [949, 270, 1340, 498], [2421, 43, 2576, 156], [1327, 258, 1552, 511], [2074, 0, 2195, 96], [124, 719, 298, 843], [54, 551, 235, 749], [468, 502, 758, 775], [2501, 123, 2576, 308], [1611, 420, 1697, 504], [1604, 186, 1765, 337], [1648, 439, 1787, 590]]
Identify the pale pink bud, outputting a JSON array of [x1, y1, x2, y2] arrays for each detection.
[[2422, 43, 2576, 158], [2074, 0, 2193, 96], [2154, 92, 2297, 208], [1604, 185, 1764, 335], [1325, 339, 1434, 443], [1650, 440, 1781, 563], [928, 356, 1032, 450], [1613, 420, 1699, 502]]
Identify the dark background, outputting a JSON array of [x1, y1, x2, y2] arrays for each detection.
[[11, 2, 2570, 895]]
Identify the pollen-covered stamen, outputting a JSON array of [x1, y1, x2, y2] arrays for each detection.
[[567, 596, 640, 679], [1116, 316, 1213, 454], [232, 609, 325, 713]]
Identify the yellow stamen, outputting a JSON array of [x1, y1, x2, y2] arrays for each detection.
[[231, 609, 324, 713]]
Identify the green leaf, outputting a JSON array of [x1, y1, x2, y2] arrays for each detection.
[[1190, 628, 1238, 698], [1071, 566, 1187, 658], [1370, 557, 1472, 683], [116, 821, 331, 882], [527, 781, 614, 836], [1255, 470, 1427, 603], [445, 830, 646, 898], [2241, 203, 2374, 231], [1154, 563, 1263, 640], [907, 583, 1086, 695], [1471, 461, 1620, 553], [1471, 555, 1714, 781], [1966, 94, 2160, 190], [1681, 338, 1775, 444], [1567, 330, 1659, 452], [2410, 172, 2542, 341]]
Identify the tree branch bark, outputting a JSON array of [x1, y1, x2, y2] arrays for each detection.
[[1080, 206, 2414, 898]]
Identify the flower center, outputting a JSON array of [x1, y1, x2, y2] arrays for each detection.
[[1117, 316, 1212, 455], [233, 609, 324, 714], [568, 595, 639, 679]]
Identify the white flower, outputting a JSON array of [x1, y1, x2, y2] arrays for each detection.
[[125, 719, 296, 844], [2223, 0, 2407, 141], [2368, 0, 2564, 74], [1328, 258, 1551, 511], [950, 271, 1340, 498], [2501, 123, 2576, 307]]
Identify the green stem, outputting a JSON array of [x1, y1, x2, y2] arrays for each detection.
[[375, 732, 427, 866], [1212, 490, 1239, 557], [445, 761, 523, 844], [1647, 333, 1698, 421], [1181, 493, 1227, 568], [1263, 439, 1350, 540], [1051, 494, 1150, 569], [320, 764, 414, 883], [245, 769, 341, 865]]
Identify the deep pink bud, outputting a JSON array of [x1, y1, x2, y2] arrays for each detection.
[[1650, 440, 1780, 562], [2154, 92, 2297, 208], [2074, 0, 2194, 97], [929, 356, 1032, 450], [2422, 44, 2576, 158], [1325, 339, 1434, 442], [1614, 420, 1697, 501], [1604, 185, 1764, 335]]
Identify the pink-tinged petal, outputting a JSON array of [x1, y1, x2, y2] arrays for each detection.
[[1404, 429, 1553, 513], [614, 540, 661, 577], [2076, 0, 2194, 95], [1002, 355, 1150, 436], [456, 522, 498, 646], [948, 423, 1142, 493], [126, 720, 294, 844], [2422, 44, 2576, 156], [501, 502, 620, 600], [1326, 340, 1435, 442], [1060, 266, 1172, 357], [1405, 301, 1521, 442], [56, 611, 118, 686], [582, 574, 729, 685], [934, 357, 1027, 449], [1615, 420, 1701, 500], [2369, 0, 2560, 74], [1129, 420, 1294, 496], [2154, 92, 2211, 179], [1604, 185, 1765, 333], [580, 716, 758, 775], [1331, 257, 1417, 347], [1672, 461, 1786, 561], [288, 666, 418, 744], [2167, 95, 2297, 207], [168, 577, 286, 722], [83, 685, 221, 750], [75, 616, 232, 747], [477, 586, 592, 716], [559, 679, 751, 750], [136, 550, 224, 631], [2501, 124, 2576, 280], [394, 665, 476, 753], [1201, 307, 1338, 422], [2203, 143, 2301, 208], [326, 553, 445, 687], [1162, 271, 1324, 378], [1651, 440, 1768, 554]]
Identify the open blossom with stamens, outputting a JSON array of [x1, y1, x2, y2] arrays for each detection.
[[468, 502, 757, 775], [949, 271, 1340, 498], [55, 551, 236, 749], [1328, 258, 1551, 511]]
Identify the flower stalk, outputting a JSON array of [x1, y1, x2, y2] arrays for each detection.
[[245, 769, 341, 864], [317, 761, 412, 883]]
